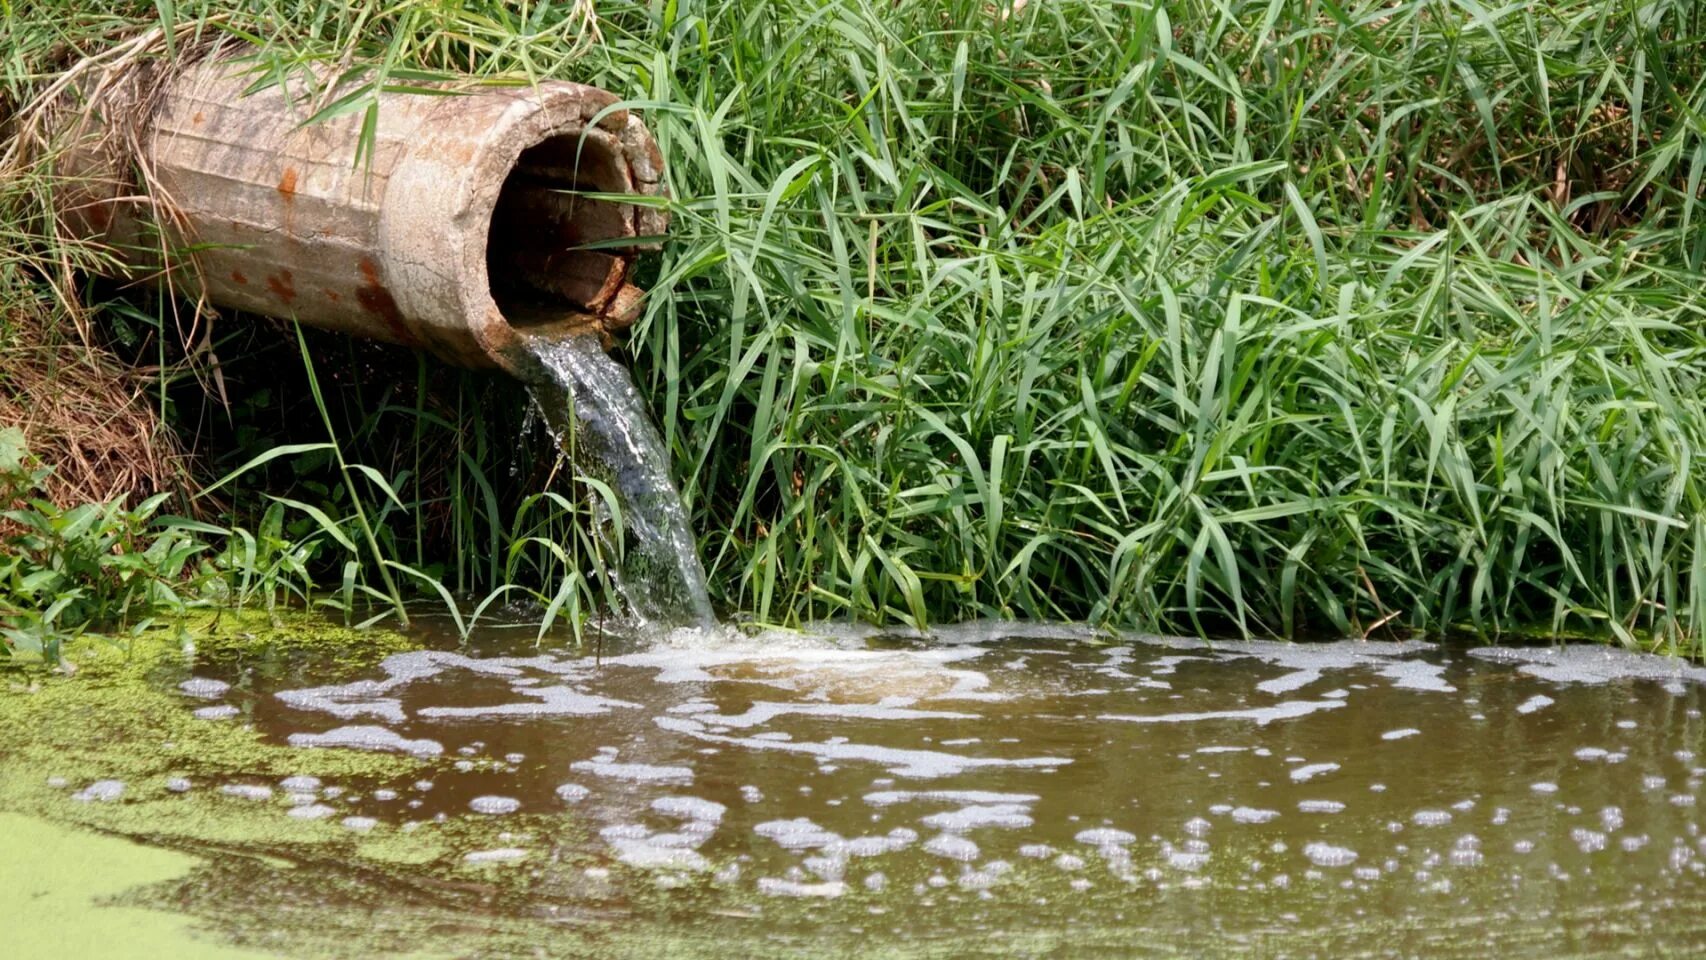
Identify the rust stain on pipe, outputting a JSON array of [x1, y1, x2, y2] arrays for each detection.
[[54, 58, 669, 374]]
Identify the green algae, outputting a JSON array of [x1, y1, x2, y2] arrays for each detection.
[[1, 811, 274, 960]]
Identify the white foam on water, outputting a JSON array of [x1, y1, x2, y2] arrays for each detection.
[[652, 796, 726, 822], [1100, 699, 1345, 726], [1469, 645, 1706, 688], [193, 705, 240, 720], [164, 777, 191, 793], [71, 779, 125, 802], [610, 840, 710, 871], [464, 848, 529, 863], [1412, 810, 1453, 827], [1515, 695, 1554, 715], [1381, 728, 1420, 741], [569, 757, 693, 784], [221, 784, 273, 802], [688, 701, 980, 731], [469, 796, 520, 815], [654, 715, 1065, 779], [1303, 842, 1357, 867], [287, 803, 336, 820], [1230, 807, 1280, 824], [1290, 763, 1339, 783], [864, 789, 1040, 807], [555, 783, 590, 803], [178, 677, 230, 699], [754, 818, 842, 850], [919, 804, 1034, 832], [757, 877, 846, 898], [1298, 800, 1346, 814], [288, 725, 443, 758], [418, 686, 641, 719], [1074, 828, 1136, 846], [279, 775, 321, 792], [923, 834, 980, 861]]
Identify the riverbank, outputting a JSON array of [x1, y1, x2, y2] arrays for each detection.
[[5, 1, 1706, 645]]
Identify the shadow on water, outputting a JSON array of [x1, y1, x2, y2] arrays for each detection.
[[39, 614, 1706, 958]]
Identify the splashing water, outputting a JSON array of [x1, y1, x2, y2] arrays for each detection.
[[522, 335, 714, 628]]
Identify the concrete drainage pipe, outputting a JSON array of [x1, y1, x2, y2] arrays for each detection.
[[54, 58, 668, 374]]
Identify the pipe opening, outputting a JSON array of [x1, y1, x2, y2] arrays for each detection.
[[485, 132, 637, 335]]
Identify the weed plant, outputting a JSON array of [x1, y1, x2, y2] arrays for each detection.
[[3, 0, 1706, 650]]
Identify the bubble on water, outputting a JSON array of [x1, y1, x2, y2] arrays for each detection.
[[71, 779, 125, 803], [194, 705, 240, 721], [1575, 747, 1608, 762], [1622, 835, 1650, 852], [470, 796, 520, 815], [865, 789, 1039, 807], [279, 775, 322, 793], [179, 677, 231, 699], [464, 848, 528, 863], [555, 783, 590, 803], [570, 757, 693, 784], [1670, 794, 1696, 807], [1381, 728, 1420, 741], [924, 834, 980, 861], [863, 871, 887, 891], [342, 816, 378, 833], [803, 855, 845, 881], [759, 878, 845, 897], [1303, 842, 1357, 867], [221, 784, 273, 802], [1102, 699, 1346, 727], [755, 818, 843, 851], [1572, 828, 1607, 853], [1053, 853, 1086, 872], [1515, 695, 1554, 715], [419, 685, 642, 719], [288, 726, 443, 758], [653, 796, 726, 822], [1290, 763, 1339, 783], [611, 840, 711, 871], [1412, 810, 1453, 827], [1600, 807, 1625, 832], [288, 803, 336, 821], [1513, 839, 1535, 854], [921, 804, 1034, 832], [1531, 782, 1559, 794], [1617, 719, 1638, 730], [1075, 828, 1136, 847], [1298, 800, 1345, 814], [1231, 807, 1280, 824], [372, 788, 399, 802], [164, 777, 191, 793], [740, 785, 763, 803], [1353, 866, 1382, 881]]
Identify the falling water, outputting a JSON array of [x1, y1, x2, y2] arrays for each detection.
[[522, 335, 714, 628]]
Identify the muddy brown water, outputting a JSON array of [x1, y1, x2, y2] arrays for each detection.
[[80, 621, 1706, 955]]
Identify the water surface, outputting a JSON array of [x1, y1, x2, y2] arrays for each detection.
[[34, 621, 1706, 957]]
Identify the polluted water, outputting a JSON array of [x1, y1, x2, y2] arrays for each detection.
[[522, 334, 715, 629], [36, 615, 1706, 958]]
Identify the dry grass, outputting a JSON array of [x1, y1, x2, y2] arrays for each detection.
[[0, 307, 188, 508]]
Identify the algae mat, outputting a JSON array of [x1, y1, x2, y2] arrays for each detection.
[[3, 812, 269, 960]]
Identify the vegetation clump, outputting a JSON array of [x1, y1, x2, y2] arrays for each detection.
[[0, 1, 1703, 650]]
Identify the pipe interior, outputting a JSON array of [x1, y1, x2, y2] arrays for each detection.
[[485, 132, 633, 329]]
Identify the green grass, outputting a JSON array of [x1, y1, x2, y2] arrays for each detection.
[[4, 0, 1706, 649]]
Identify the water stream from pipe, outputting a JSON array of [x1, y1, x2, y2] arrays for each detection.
[[521, 335, 714, 628]]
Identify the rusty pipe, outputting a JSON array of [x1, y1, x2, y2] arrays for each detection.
[[55, 58, 667, 373]]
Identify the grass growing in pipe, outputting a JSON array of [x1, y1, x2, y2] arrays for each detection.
[[2, 1, 1706, 651]]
